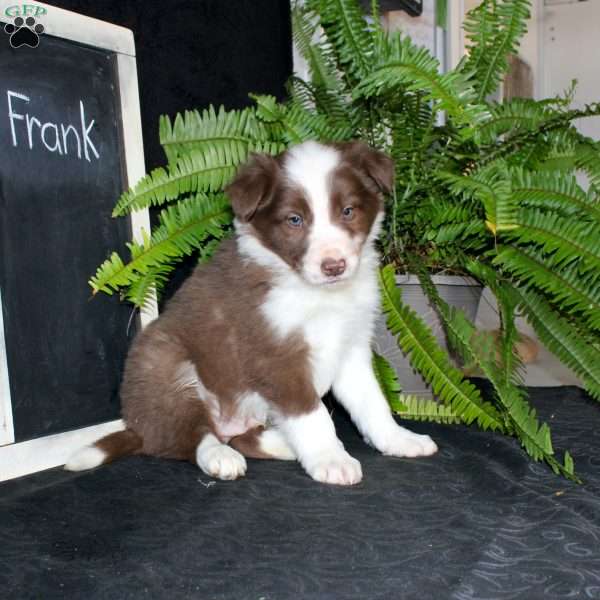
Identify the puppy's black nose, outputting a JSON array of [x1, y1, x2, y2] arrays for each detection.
[[321, 258, 346, 277]]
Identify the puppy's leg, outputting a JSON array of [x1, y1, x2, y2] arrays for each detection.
[[279, 402, 362, 486], [333, 345, 438, 458], [230, 426, 296, 460], [121, 329, 247, 480]]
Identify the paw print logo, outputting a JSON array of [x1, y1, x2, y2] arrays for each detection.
[[4, 16, 45, 49]]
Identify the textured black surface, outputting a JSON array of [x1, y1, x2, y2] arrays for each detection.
[[2, 385, 600, 600]]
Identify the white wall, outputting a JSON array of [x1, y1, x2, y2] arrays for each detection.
[[540, 0, 600, 140]]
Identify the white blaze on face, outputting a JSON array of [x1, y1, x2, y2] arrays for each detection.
[[284, 142, 362, 286]]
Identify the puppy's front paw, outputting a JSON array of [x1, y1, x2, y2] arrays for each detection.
[[305, 450, 363, 486], [196, 438, 247, 480], [376, 427, 438, 458]]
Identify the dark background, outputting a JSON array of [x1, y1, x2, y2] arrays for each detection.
[[47, 0, 293, 171]]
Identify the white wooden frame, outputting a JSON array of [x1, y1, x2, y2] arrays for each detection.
[[0, 1, 156, 480], [446, 0, 465, 69]]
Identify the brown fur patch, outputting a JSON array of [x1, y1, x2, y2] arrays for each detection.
[[328, 163, 383, 239], [226, 154, 313, 273], [95, 429, 143, 464], [119, 239, 318, 462], [225, 153, 281, 222], [229, 426, 274, 459], [333, 141, 395, 194], [249, 185, 313, 273]]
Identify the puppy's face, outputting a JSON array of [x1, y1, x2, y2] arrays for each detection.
[[226, 141, 394, 286]]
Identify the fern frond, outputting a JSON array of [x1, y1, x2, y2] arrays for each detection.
[[493, 246, 600, 331], [464, 260, 524, 385], [252, 93, 353, 144], [463, 0, 531, 102], [429, 221, 487, 246], [474, 103, 600, 169], [282, 102, 354, 144], [292, 2, 345, 94], [372, 350, 407, 412], [378, 265, 505, 431], [506, 208, 600, 276], [514, 287, 600, 402], [392, 394, 463, 424], [355, 32, 487, 126], [90, 195, 232, 299], [159, 105, 275, 164], [475, 98, 551, 144], [439, 162, 517, 233], [113, 139, 282, 217], [418, 269, 579, 481], [124, 263, 173, 309], [510, 169, 600, 222], [573, 139, 600, 192], [307, 0, 373, 85], [287, 76, 352, 129]]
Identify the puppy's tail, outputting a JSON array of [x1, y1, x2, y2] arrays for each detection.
[[64, 428, 143, 472]]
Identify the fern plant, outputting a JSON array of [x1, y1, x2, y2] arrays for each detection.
[[91, 0, 600, 481]]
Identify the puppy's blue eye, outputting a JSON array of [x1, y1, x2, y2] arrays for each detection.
[[342, 206, 354, 219], [288, 214, 303, 227]]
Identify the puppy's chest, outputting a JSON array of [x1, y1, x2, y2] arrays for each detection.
[[302, 315, 352, 396], [262, 285, 374, 397]]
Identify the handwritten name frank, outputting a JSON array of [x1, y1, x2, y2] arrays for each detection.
[[7, 90, 100, 161]]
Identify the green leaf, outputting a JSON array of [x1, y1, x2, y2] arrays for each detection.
[[513, 287, 600, 401], [354, 32, 488, 127], [307, 0, 373, 85], [493, 246, 600, 332], [291, 3, 344, 95], [418, 268, 579, 481], [440, 162, 517, 233], [510, 168, 600, 223], [393, 394, 463, 424], [372, 350, 406, 412], [113, 139, 281, 217], [463, 0, 531, 102], [378, 265, 505, 431], [159, 105, 277, 164], [564, 451, 574, 475], [90, 194, 232, 303], [506, 208, 600, 276]]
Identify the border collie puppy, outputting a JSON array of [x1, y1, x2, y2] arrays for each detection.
[[66, 141, 437, 485]]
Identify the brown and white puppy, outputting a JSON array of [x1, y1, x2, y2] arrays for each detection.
[[65, 141, 437, 485]]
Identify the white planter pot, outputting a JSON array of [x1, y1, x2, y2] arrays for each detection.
[[374, 274, 483, 397]]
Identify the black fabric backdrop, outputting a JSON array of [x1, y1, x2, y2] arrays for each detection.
[[47, 0, 293, 171]]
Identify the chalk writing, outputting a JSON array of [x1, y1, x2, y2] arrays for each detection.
[[6, 90, 100, 161]]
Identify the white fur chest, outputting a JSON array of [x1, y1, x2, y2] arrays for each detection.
[[261, 262, 379, 398]]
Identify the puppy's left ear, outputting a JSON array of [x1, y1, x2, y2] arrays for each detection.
[[336, 141, 395, 194], [225, 153, 280, 222]]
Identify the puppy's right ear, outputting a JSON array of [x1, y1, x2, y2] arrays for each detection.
[[225, 153, 280, 222]]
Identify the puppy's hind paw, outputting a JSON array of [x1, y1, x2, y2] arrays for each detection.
[[196, 435, 247, 480]]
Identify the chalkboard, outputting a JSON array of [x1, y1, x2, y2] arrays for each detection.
[[0, 32, 135, 442]]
